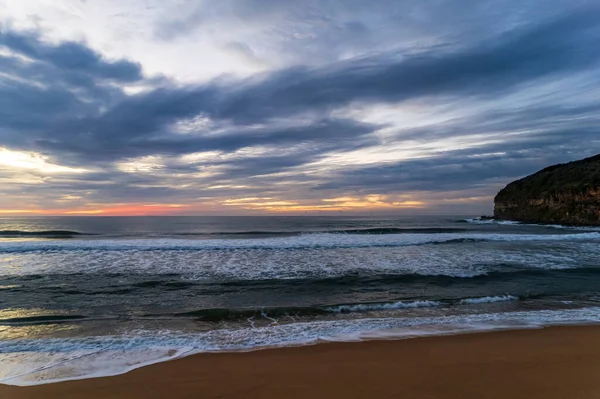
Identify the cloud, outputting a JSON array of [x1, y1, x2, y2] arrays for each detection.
[[1, 3, 600, 214], [77, 8, 600, 132], [314, 130, 600, 194], [0, 30, 142, 81], [206, 8, 600, 124], [7, 8, 597, 152], [0, 29, 144, 153]]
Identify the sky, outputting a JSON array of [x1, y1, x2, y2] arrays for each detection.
[[0, 0, 599, 216]]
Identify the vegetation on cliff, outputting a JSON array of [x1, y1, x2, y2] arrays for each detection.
[[494, 154, 600, 225]]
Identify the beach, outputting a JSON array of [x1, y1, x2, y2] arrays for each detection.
[[3, 0, 600, 395], [2, 325, 600, 399], [2, 216, 600, 391]]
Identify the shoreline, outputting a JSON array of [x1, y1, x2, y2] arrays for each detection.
[[2, 325, 600, 398], [3, 306, 600, 387]]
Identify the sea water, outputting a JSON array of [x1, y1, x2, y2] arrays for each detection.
[[1, 215, 599, 385]]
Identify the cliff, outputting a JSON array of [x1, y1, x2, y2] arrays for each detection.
[[494, 154, 600, 226]]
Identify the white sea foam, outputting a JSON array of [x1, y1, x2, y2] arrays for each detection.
[[1, 306, 600, 386], [464, 219, 600, 231], [0, 232, 598, 279], [464, 218, 522, 225], [459, 295, 519, 304], [0, 232, 598, 253]]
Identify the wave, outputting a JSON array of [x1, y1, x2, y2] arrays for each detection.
[[2, 228, 470, 240], [3, 264, 600, 290], [236, 267, 600, 286], [0, 228, 469, 239], [149, 297, 521, 323], [164, 227, 470, 237], [3, 265, 600, 291], [0, 295, 521, 326], [325, 300, 442, 313], [2, 306, 600, 386], [431, 238, 488, 245], [0, 232, 598, 253], [0, 315, 87, 325], [459, 295, 518, 304], [461, 219, 600, 231], [462, 218, 521, 225], [170, 306, 328, 321], [328, 227, 468, 234], [172, 231, 302, 237], [0, 230, 85, 238]]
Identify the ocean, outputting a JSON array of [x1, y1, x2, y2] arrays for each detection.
[[1, 215, 600, 385]]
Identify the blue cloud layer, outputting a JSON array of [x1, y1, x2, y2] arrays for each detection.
[[1, 3, 599, 212]]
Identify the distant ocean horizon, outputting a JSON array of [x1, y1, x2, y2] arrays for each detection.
[[1, 215, 600, 386]]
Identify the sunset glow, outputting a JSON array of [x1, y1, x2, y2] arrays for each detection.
[[2, 3, 600, 397], [1, 1, 599, 215], [0, 204, 191, 217], [0, 148, 88, 174]]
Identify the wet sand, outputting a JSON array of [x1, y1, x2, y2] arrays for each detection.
[[2, 325, 600, 399]]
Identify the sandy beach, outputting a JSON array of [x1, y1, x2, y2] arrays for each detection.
[[2, 325, 600, 399]]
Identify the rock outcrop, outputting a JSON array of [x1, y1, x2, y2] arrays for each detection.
[[494, 154, 600, 226]]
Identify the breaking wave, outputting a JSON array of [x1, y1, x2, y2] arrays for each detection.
[[2, 306, 600, 386], [0, 296, 525, 326], [0, 232, 598, 253], [172, 227, 470, 237], [459, 295, 519, 304], [461, 219, 600, 231], [0, 230, 85, 238], [325, 300, 443, 313]]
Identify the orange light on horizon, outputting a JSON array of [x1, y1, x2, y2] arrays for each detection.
[[0, 210, 48, 214], [63, 210, 106, 215], [1, 195, 433, 216], [221, 195, 426, 212], [0, 203, 191, 216], [248, 200, 425, 212]]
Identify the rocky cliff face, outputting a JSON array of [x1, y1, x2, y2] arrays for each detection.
[[494, 154, 600, 226]]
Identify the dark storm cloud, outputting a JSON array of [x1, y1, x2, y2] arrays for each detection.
[[1, 4, 600, 209], [0, 29, 143, 149], [78, 6, 600, 143], [37, 117, 378, 164], [208, 9, 600, 124], [316, 132, 600, 194], [0, 28, 380, 169], [373, 100, 600, 147], [312, 90, 600, 194], [3, 8, 600, 159], [0, 31, 142, 82]]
